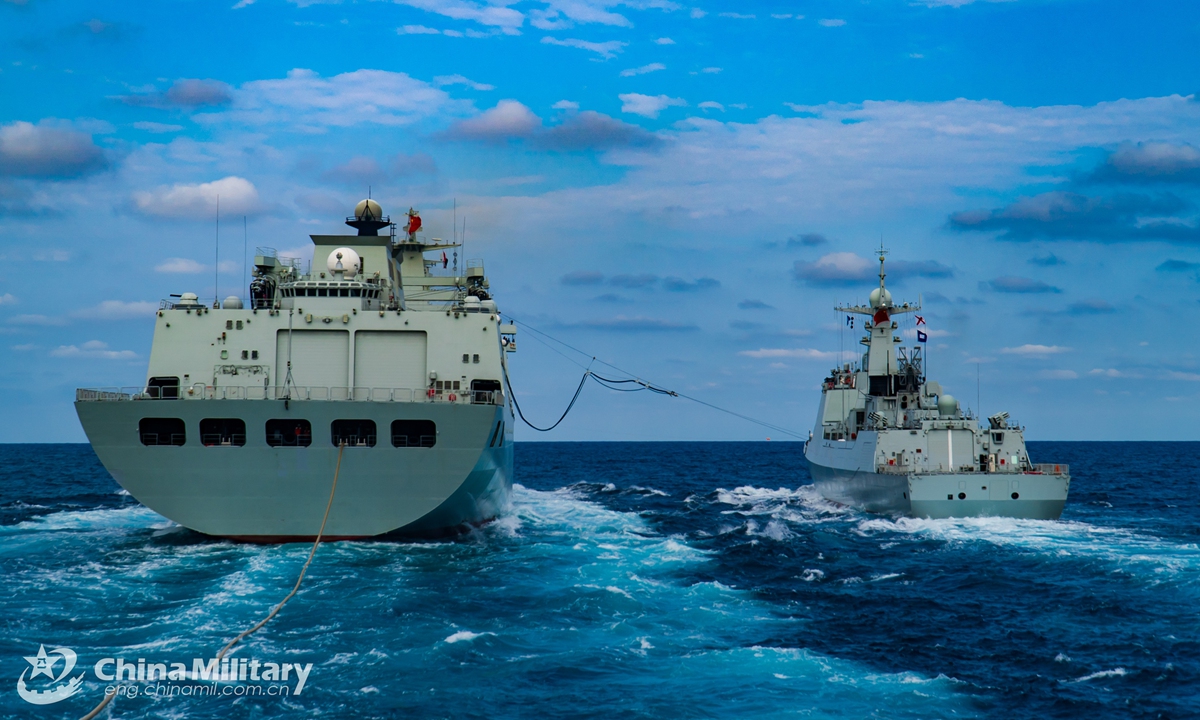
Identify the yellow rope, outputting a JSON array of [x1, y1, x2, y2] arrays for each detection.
[[79, 442, 346, 720]]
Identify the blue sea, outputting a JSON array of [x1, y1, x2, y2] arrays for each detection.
[[2, 442, 1196, 719]]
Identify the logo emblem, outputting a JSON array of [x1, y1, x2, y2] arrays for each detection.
[[17, 645, 84, 705]]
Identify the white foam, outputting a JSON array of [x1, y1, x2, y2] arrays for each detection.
[[444, 630, 494, 644], [1068, 668, 1127, 683]]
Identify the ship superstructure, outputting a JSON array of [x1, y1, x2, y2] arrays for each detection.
[[802, 249, 1070, 519], [75, 200, 516, 540]]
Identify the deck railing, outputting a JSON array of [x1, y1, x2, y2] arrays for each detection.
[[76, 386, 503, 405], [1029, 463, 1069, 476]]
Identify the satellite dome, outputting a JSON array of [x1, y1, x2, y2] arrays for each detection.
[[868, 287, 892, 309], [327, 247, 361, 277], [354, 198, 383, 221], [223, 296, 243, 310], [937, 394, 959, 417]]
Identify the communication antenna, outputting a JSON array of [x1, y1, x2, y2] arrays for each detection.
[[242, 215, 248, 306], [214, 195, 220, 307]]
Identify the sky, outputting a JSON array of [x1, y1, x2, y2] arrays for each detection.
[[1, 0, 1198, 443]]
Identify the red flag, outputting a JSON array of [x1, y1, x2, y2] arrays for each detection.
[[915, 315, 926, 326], [441, 251, 448, 269], [408, 214, 422, 235]]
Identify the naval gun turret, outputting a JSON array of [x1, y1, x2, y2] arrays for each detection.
[[802, 246, 1071, 520]]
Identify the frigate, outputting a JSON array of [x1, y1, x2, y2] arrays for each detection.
[[802, 249, 1070, 519], [75, 200, 515, 540]]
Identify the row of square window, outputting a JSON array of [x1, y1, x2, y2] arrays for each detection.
[[138, 418, 436, 448]]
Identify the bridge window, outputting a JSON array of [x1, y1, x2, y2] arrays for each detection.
[[392, 420, 436, 448], [266, 419, 312, 447], [139, 418, 185, 446], [200, 418, 246, 447], [332, 419, 376, 447]]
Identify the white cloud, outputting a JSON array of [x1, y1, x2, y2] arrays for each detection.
[[8, 314, 67, 326], [701, 67, 722, 74], [392, 0, 524, 33], [132, 176, 260, 219], [1168, 371, 1200, 382], [72, 300, 158, 319], [818, 18, 846, 27], [739, 348, 839, 360], [552, 100, 580, 110], [445, 99, 541, 141], [698, 101, 724, 112], [619, 93, 686, 118], [1038, 369, 1078, 380], [689, 8, 705, 18], [1087, 368, 1143, 378], [541, 36, 627, 59], [654, 37, 675, 45], [771, 13, 792, 19], [433, 73, 495, 90], [0, 293, 15, 305], [156, 258, 207, 273], [398, 24, 443, 34], [620, 63, 666, 77], [133, 121, 184, 133], [1001, 344, 1071, 356], [50, 340, 137, 360], [718, 12, 754, 19], [208, 69, 459, 129]]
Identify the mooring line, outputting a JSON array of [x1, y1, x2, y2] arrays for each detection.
[[78, 442, 346, 720]]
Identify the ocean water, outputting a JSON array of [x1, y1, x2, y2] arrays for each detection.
[[1, 441, 1196, 719]]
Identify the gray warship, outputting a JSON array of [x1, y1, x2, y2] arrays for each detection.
[[802, 249, 1070, 519], [75, 200, 515, 540]]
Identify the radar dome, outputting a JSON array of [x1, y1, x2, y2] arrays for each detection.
[[937, 394, 959, 417], [327, 247, 361, 277], [868, 287, 892, 308], [222, 296, 243, 310], [354, 198, 383, 221]]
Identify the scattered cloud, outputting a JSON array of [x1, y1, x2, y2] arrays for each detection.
[[398, 24, 443, 34], [1088, 368, 1141, 378], [392, 0, 524, 33], [787, 233, 827, 247], [949, 191, 1200, 243], [697, 101, 724, 112], [8, 314, 67, 326], [156, 258, 207, 273], [794, 253, 951, 286], [321, 152, 437, 185], [0, 293, 15, 305], [984, 276, 1062, 294], [619, 93, 686, 118], [541, 36, 627, 60], [445, 100, 658, 150], [1156, 259, 1200, 272], [50, 340, 136, 359], [552, 100, 580, 111], [718, 12, 754, 19], [662, 276, 719, 292], [1029, 253, 1065, 266], [132, 121, 184, 133], [1001, 344, 1070, 356], [890, 260, 954, 278], [654, 37, 675, 45], [1068, 299, 1115, 314], [700, 67, 721, 74], [609, 273, 659, 288], [561, 270, 605, 285], [133, 176, 260, 219], [71, 300, 158, 319], [433, 74, 495, 91], [1038, 369, 1078, 380], [118, 78, 233, 108], [212, 69, 458, 129], [0, 121, 107, 179], [620, 63, 666, 77], [738, 299, 773, 310], [818, 18, 845, 27], [571, 315, 698, 332], [1082, 141, 1200, 185], [739, 348, 838, 360]]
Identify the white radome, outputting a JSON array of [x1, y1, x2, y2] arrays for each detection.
[[869, 287, 892, 308], [327, 247, 361, 276], [354, 198, 383, 221]]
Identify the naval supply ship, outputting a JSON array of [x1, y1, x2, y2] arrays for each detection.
[[802, 250, 1070, 520], [75, 200, 516, 540]]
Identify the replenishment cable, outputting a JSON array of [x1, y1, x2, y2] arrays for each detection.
[[78, 443, 346, 720], [501, 315, 806, 439]]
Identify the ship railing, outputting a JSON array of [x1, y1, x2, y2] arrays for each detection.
[[77, 385, 504, 405], [1028, 463, 1069, 476]]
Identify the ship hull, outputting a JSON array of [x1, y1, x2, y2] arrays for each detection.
[[75, 398, 513, 540], [805, 453, 1068, 520]]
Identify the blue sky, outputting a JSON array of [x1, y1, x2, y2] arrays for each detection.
[[1, 0, 1198, 442]]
